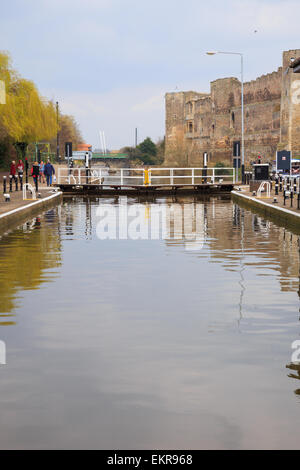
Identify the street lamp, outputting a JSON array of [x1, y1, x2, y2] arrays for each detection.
[[56, 101, 60, 161], [206, 51, 245, 183]]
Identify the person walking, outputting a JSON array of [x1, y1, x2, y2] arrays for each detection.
[[44, 160, 55, 187], [31, 161, 40, 192], [17, 159, 24, 178], [40, 161, 46, 184], [10, 160, 17, 182]]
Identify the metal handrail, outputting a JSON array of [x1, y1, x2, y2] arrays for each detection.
[[57, 167, 235, 186]]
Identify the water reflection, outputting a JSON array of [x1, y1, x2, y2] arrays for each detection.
[[0, 208, 62, 317], [0, 195, 299, 449]]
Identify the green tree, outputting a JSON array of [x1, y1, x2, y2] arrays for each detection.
[[137, 137, 157, 157], [0, 77, 57, 160], [121, 137, 165, 166], [49, 114, 83, 158], [0, 51, 84, 166]]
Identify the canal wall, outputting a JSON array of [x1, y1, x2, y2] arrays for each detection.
[[0, 192, 63, 234], [231, 190, 300, 235]]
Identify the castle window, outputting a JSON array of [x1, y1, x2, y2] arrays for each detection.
[[186, 102, 193, 114], [231, 112, 235, 127], [188, 121, 193, 133]]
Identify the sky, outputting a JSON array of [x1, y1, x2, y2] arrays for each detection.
[[0, 0, 300, 150]]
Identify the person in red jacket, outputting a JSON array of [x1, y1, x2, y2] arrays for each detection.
[[10, 160, 16, 178], [17, 160, 24, 178]]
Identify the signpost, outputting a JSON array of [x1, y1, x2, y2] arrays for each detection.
[[276, 150, 291, 174], [65, 142, 72, 174], [233, 141, 241, 183]]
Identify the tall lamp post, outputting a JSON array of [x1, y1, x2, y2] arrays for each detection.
[[56, 101, 60, 161], [206, 51, 245, 183]]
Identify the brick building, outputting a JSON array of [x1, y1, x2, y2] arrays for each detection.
[[165, 49, 300, 167]]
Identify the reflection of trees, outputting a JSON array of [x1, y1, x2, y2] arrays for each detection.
[[0, 210, 62, 316], [286, 363, 300, 397]]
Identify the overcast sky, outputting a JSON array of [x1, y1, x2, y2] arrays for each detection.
[[1, 0, 299, 150]]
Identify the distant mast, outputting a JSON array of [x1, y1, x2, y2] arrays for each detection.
[[99, 130, 107, 155]]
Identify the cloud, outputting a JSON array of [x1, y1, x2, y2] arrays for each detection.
[[46, 85, 165, 149], [1, 0, 300, 149]]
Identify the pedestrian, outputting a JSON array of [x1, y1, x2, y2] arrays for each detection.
[[44, 160, 55, 187], [17, 159, 24, 178], [40, 161, 46, 184], [31, 161, 40, 192], [10, 160, 17, 182]]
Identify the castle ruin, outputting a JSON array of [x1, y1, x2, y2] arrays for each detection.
[[165, 49, 300, 167]]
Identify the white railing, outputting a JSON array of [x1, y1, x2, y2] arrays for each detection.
[[23, 183, 36, 200], [148, 167, 235, 186], [57, 167, 235, 186]]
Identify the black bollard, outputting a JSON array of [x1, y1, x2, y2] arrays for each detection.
[[3, 176, 6, 194], [283, 190, 286, 205], [279, 175, 282, 192], [15, 176, 18, 191], [19, 174, 23, 191], [291, 190, 293, 208], [9, 175, 13, 192], [298, 193, 300, 210]]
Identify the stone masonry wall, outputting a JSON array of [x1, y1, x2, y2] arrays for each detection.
[[165, 49, 300, 168]]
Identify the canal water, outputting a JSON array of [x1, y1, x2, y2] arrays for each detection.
[[0, 195, 299, 449]]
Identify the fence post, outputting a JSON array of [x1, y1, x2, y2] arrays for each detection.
[[3, 176, 6, 194], [144, 169, 149, 186]]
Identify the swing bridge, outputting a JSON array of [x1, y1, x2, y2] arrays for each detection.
[[57, 167, 236, 194]]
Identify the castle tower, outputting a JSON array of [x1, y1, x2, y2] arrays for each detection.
[[280, 49, 300, 157]]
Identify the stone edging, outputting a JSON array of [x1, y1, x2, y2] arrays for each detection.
[[231, 190, 300, 225], [0, 192, 63, 233]]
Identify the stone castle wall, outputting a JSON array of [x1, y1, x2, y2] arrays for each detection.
[[165, 49, 300, 167]]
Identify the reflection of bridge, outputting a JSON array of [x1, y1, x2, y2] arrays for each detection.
[[57, 167, 235, 194]]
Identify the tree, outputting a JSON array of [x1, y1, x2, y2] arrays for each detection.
[[121, 137, 165, 166], [0, 51, 85, 167], [137, 137, 157, 156], [50, 114, 83, 157], [0, 53, 58, 160]]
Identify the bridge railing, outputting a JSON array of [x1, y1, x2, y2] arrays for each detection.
[[148, 168, 235, 185], [58, 167, 145, 186], [57, 167, 235, 186]]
